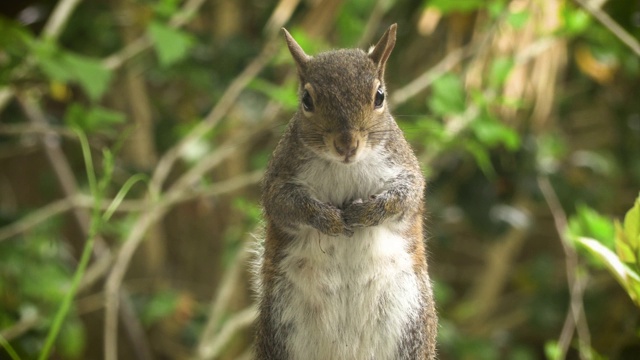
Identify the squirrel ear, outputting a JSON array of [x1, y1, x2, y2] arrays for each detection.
[[368, 24, 397, 78], [283, 28, 310, 72]]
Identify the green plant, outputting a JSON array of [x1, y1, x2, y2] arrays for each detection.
[[569, 194, 640, 307]]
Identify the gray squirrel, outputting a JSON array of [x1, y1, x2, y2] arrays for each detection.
[[253, 24, 437, 360]]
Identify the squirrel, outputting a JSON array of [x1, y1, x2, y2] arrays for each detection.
[[253, 24, 437, 360]]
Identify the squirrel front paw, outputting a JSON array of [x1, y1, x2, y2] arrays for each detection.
[[309, 205, 353, 237], [342, 198, 382, 228]]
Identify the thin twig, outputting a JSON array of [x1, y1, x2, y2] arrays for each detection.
[[575, 0, 640, 57], [16, 93, 94, 239], [0, 311, 40, 342], [0, 123, 76, 138], [0, 197, 75, 242], [103, 0, 208, 70], [0, 0, 84, 112], [104, 202, 168, 360], [538, 176, 592, 360], [197, 306, 258, 360], [390, 47, 470, 107], [150, 38, 279, 193], [41, 0, 84, 41], [15, 91, 154, 360], [196, 241, 254, 358], [104, 129, 267, 358]]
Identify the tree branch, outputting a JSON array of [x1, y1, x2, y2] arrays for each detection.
[[41, 0, 84, 41], [538, 176, 591, 360], [149, 37, 278, 193], [196, 241, 254, 358], [0, 197, 74, 242], [575, 0, 640, 57], [196, 306, 258, 360]]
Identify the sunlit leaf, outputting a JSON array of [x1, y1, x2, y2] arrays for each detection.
[[544, 341, 561, 360], [578, 237, 640, 307], [567, 204, 615, 249], [623, 194, 640, 253], [428, 0, 484, 14], [489, 57, 514, 87], [562, 8, 591, 35], [471, 114, 520, 151], [615, 221, 636, 263], [429, 74, 466, 116], [58, 320, 86, 358], [507, 11, 530, 29]]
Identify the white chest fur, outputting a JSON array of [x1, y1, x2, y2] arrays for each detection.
[[295, 152, 399, 206], [274, 155, 421, 360]]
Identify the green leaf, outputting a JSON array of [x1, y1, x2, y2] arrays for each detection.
[[28, 39, 111, 101], [623, 194, 640, 253], [65, 103, 125, 133], [31, 41, 75, 82], [57, 320, 86, 358], [567, 204, 615, 249], [487, 0, 507, 18], [141, 291, 179, 326], [489, 57, 515, 87], [562, 8, 591, 35], [616, 221, 636, 263], [153, 0, 181, 19], [249, 78, 298, 110], [63, 53, 112, 101], [544, 341, 561, 360], [464, 141, 495, 177], [148, 21, 194, 67], [428, 74, 466, 116], [578, 237, 640, 307], [507, 11, 530, 30], [471, 114, 521, 151], [428, 0, 484, 14]]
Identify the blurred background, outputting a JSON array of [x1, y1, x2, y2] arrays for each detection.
[[1, 0, 640, 359]]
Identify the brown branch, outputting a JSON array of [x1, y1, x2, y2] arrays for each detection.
[[196, 240, 254, 358], [41, 0, 84, 41], [149, 37, 278, 193], [538, 176, 591, 360], [104, 129, 268, 358], [575, 0, 640, 57], [15, 91, 155, 360], [16, 93, 94, 240], [0, 123, 76, 138], [0, 0, 84, 113], [197, 306, 258, 360], [390, 46, 470, 107], [103, 0, 209, 70], [0, 197, 75, 242], [0, 310, 39, 342]]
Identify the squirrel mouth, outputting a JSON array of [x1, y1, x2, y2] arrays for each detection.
[[342, 155, 356, 164]]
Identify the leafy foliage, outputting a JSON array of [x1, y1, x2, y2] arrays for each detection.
[[0, 0, 639, 359], [570, 194, 640, 307]]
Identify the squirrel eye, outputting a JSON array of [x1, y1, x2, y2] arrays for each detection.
[[374, 87, 385, 109], [301, 90, 314, 112]]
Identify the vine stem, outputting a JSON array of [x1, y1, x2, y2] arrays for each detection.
[[36, 130, 99, 360]]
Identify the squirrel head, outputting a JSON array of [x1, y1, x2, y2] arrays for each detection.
[[283, 24, 397, 164]]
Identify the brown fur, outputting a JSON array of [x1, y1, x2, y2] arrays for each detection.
[[254, 24, 437, 359]]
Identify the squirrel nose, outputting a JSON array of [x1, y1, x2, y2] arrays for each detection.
[[334, 133, 359, 158]]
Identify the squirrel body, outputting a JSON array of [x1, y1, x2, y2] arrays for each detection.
[[254, 24, 437, 359]]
